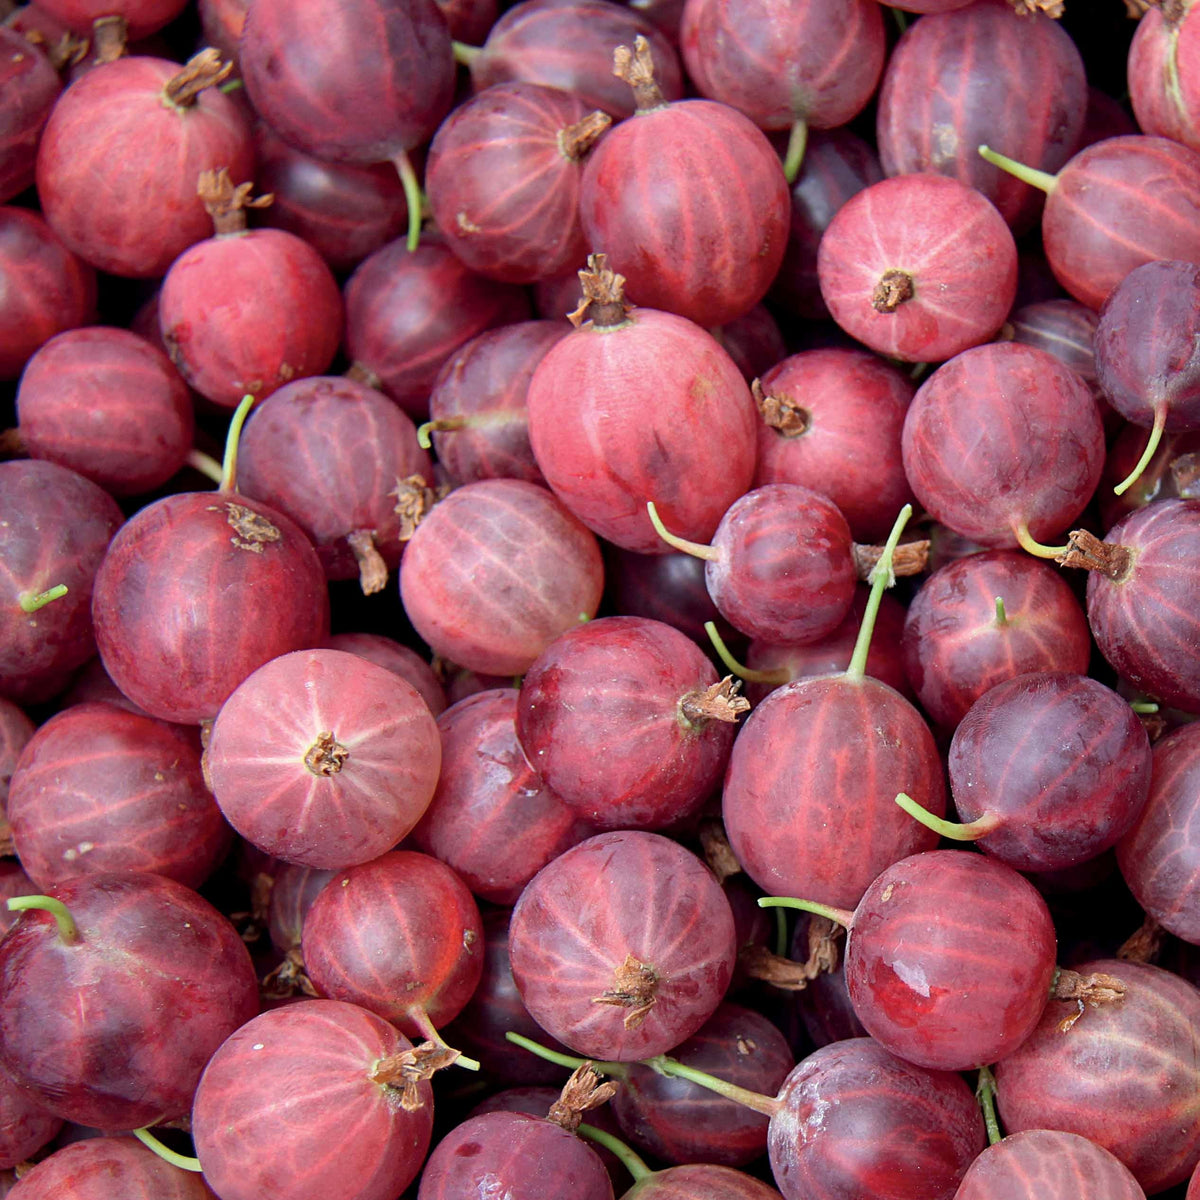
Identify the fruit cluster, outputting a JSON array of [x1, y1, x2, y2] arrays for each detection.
[[3, 1, 1200, 1198]]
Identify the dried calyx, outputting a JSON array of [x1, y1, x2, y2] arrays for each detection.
[[698, 817, 743, 884], [165, 48, 234, 109], [221, 502, 281, 554], [225, 870, 273, 945], [740, 915, 843, 991], [679, 677, 751, 728], [591, 953, 660, 1030], [559, 111, 612, 161], [19, 25, 88, 70], [568, 254, 634, 330], [260, 947, 318, 1000], [872, 269, 915, 313], [612, 35, 667, 113], [753, 379, 809, 437], [1051, 968, 1127, 1033], [1133, 0, 1186, 21], [198, 168, 273, 236], [371, 1042, 464, 1111], [1117, 915, 1166, 964], [1010, 0, 1065, 16], [90, 15, 127, 62], [1056, 529, 1133, 582], [346, 529, 389, 596], [547, 1063, 619, 1132], [303, 731, 349, 776], [852, 539, 930, 580], [392, 475, 443, 541]]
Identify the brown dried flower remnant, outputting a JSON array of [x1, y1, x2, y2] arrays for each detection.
[[1052, 968, 1127, 1033], [228, 870, 274, 944], [371, 1041, 463, 1111], [680, 677, 751, 727], [1010, 0, 1065, 16], [547, 1063, 618, 1132], [558, 110, 612, 161], [752, 378, 809, 437], [214, 503, 281, 553], [853, 538, 930, 582], [392, 475, 442, 541], [1055, 529, 1133, 582], [197, 167, 274, 235], [568, 253, 633, 330], [303, 731, 349, 776], [591, 954, 660, 1030], [1126, 0, 1183, 19], [165, 48, 234, 108], [346, 529, 389, 595], [1117, 915, 1166, 964], [740, 916, 843, 991], [90, 15, 127, 63], [698, 817, 743, 883], [872, 269, 915, 313], [260, 947, 319, 1000], [612, 35, 666, 113]]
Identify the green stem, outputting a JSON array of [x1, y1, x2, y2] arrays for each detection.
[[846, 503, 912, 680], [219, 395, 256, 493], [576, 1124, 652, 1181], [452, 40, 480, 67], [891, 6, 909, 33], [416, 416, 467, 450], [774, 906, 788, 957], [894, 792, 1001, 842], [132, 1127, 204, 1172], [1012, 520, 1070, 559], [782, 117, 808, 184], [504, 1031, 629, 1079], [909, 361, 930, 383], [1130, 700, 1159, 714], [975, 1065, 1003, 1146], [409, 1007, 480, 1072], [219, 77, 243, 94], [18, 585, 68, 613], [994, 596, 1008, 627], [506, 1031, 585, 1070], [704, 622, 790, 685], [394, 150, 424, 252], [186, 448, 223, 485], [759, 895, 854, 930], [7, 895, 79, 943], [1113, 403, 1167, 497], [646, 501, 720, 561], [642, 1055, 780, 1117], [508, 1030, 777, 1118], [978, 144, 1058, 194]]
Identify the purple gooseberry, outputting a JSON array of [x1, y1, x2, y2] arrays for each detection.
[[508, 830, 737, 1061], [192, 999, 434, 1200], [0, 871, 259, 1129], [517, 616, 747, 830], [206, 650, 441, 869]]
